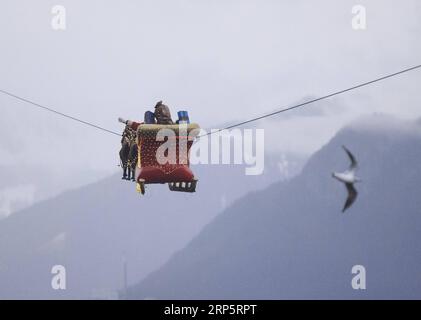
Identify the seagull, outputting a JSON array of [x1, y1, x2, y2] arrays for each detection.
[[332, 146, 361, 212]]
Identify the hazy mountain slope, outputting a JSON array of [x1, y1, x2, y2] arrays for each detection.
[[0, 164, 108, 219], [127, 115, 421, 299], [0, 151, 297, 299]]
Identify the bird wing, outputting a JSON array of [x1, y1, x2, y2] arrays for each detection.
[[343, 183, 358, 212], [342, 145, 358, 170]]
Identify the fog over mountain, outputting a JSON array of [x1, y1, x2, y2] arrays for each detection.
[[1, 0, 421, 214], [1, 114, 420, 299], [0, 149, 298, 299], [0, 164, 108, 219], [1, 0, 421, 301], [127, 114, 421, 299]]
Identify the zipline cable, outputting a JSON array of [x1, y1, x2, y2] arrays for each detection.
[[1, 64, 421, 138], [198, 64, 421, 138], [0, 89, 121, 136]]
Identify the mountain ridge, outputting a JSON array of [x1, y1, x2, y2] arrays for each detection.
[[0, 149, 293, 299], [126, 115, 421, 299]]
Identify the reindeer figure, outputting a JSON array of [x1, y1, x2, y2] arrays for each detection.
[[119, 126, 138, 181]]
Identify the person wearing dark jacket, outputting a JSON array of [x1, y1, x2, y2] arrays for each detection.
[[154, 100, 173, 125], [118, 100, 174, 130]]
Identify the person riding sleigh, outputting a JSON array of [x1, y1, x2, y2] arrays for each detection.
[[118, 100, 173, 129]]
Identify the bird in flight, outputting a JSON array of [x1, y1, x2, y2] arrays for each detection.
[[332, 146, 361, 212]]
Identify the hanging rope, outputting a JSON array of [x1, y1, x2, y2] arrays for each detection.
[[198, 64, 421, 137], [0, 89, 121, 136], [1, 64, 420, 138]]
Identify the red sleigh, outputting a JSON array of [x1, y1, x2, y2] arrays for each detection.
[[135, 123, 200, 194]]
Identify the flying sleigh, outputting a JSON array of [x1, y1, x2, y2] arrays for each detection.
[[133, 123, 200, 195]]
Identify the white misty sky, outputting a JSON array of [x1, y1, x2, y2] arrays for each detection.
[[0, 0, 420, 188]]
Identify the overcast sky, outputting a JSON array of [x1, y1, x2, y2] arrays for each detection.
[[1, 0, 420, 190]]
